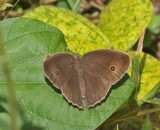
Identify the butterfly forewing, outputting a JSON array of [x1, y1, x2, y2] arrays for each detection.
[[82, 49, 130, 84], [80, 49, 130, 108], [43, 53, 74, 88], [43, 53, 83, 108], [83, 70, 111, 108]]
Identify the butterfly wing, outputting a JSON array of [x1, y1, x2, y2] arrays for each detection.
[[83, 70, 111, 108], [82, 49, 130, 108], [43, 53, 83, 108], [61, 68, 83, 109], [82, 49, 130, 84]]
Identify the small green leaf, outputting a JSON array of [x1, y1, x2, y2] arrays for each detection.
[[145, 97, 160, 105], [0, 3, 12, 11], [67, 0, 81, 12], [116, 124, 119, 130], [57, 0, 71, 9], [98, 0, 153, 51], [142, 116, 151, 130], [148, 15, 160, 34], [24, 5, 110, 55], [0, 17, 134, 129]]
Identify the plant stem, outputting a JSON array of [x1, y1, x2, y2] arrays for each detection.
[[0, 23, 17, 130]]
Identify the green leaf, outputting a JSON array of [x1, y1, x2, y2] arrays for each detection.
[[142, 116, 151, 130], [24, 5, 110, 55], [116, 124, 119, 130], [57, 0, 71, 9], [0, 0, 12, 11], [131, 26, 145, 90], [143, 30, 152, 48], [0, 113, 10, 130], [147, 15, 160, 34], [145, 98, 160, 105], [67, 0, 82, 12], [0, 96, 9, 130], [0, 17, 134, 129], [98, 0, 153, 51], [0, 19, 18, 130], [0, 3, 12, 11]]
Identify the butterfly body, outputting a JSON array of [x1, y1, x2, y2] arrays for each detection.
[[74, 53, 82, 72], [43, 49, 130, 109]]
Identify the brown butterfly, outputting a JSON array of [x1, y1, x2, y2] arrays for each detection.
[[43, 49, 130, 109]]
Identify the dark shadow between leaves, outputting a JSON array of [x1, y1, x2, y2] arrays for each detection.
[[0, 97, 8, 113], [112, 73, 130, 89], [21, 122, 44, 130], [139, 53, 147, 75], [0, 105, 6, 113], [155, 90, 160, 98]]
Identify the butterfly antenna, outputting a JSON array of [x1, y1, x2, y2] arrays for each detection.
[[64, 34, 77, 53], [78, 32, 91, 54]]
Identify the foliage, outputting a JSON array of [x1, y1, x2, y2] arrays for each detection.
[[98, 0, 153, 51], [0, 16, 134, 130], [0, 0, 12, 11], [0, 0, 159, 129]]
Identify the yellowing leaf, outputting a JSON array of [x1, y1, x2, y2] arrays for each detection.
[[138, 53, 160, 99], [98, 0, 153, 51], [24, 5, 110, 55], [127, 51, 160, 100]]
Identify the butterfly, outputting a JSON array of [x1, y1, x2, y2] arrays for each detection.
[[43, 49, 130, 109]]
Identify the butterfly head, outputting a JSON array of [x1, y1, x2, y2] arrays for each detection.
[[74, 53, 81, 60]]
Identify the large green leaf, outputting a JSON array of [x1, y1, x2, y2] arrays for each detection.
[[24, 5, 110, 55], [98, 0, 153, 51], [0, 17, 134, 129]]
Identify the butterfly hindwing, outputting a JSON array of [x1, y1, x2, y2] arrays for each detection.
[[83, 70, 111, 108]]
